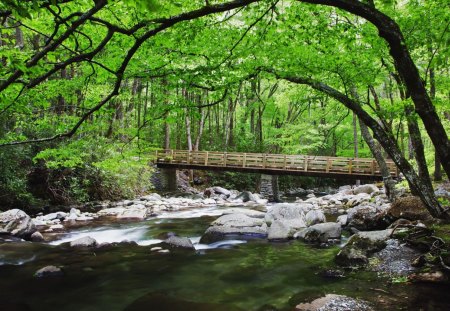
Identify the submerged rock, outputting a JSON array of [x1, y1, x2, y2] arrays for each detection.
[[30, 231, 45, 242], [335, 229, 393, 267], [163, 236, 195, 250], [34, 266, 63, 278], [70, 236, 97, 248], [295, 294, 373, 311], [294, 222, 341, 243], [124, 292, 243, 311]]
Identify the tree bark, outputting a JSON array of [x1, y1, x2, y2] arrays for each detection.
[[359, 118, 395, 200]]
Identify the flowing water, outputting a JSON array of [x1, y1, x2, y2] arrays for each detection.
[[1, 205, 450, 311]]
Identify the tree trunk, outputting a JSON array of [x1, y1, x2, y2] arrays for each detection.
[[299, 0, 450, 181], [430, 67, 442, 181], [273, 71, 449, 219], [353, 112, 360, 186], [359, 118, 395, 200]]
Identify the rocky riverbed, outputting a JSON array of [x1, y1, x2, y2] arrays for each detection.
[[1, 183, 450, 310]]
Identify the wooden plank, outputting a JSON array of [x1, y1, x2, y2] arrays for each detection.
[[243, 153, 247, 168], [304, 157, 308, 172], [205, 151, 209, 165], [349, 159, 353, 174]]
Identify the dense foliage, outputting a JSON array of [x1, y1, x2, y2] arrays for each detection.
[[0, 0, 448, 211]]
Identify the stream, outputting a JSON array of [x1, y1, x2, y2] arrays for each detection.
[[1, 204, 450, 310]]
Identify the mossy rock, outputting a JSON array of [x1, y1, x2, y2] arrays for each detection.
[[388, 196, 433, 221]]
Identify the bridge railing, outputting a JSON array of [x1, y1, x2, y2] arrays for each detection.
[[154, 150, 398, 177]]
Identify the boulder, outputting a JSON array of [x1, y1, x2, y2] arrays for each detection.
[[42, 212, 67, 222], [267, 220, 292, 240], [116, 206, 147, 219], [141, 193, 162, 201], [295, 294, 373, 311], [70, 236, 97, 248], [34, 266, 63, 278], [353, 184, 379, 195], [163, 236, 195, 250], [371, 239, 419, 276], [221, 208, 266, 218], [0, 209, 36, 239], [200, 225, 267, 244], [335, 229, 393, 267], [200, 213, 267, 243], [265, 203, 307, 230], [213, 186, 231, 198], [0, 209, 29, 223], [305, 209, 326, 226], [30, 231, 45, 242], [387, 196, 432, 221], [212, 213, 265, 227], [336, 215, 348, 226], [235, 191, 257, 202], [294, 222, 341, 243], [347, 204, 388, 230]]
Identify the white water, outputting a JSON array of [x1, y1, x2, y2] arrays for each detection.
[[156, 207, 224, 219], [50, 225, 148, 245], [49, 206, 249, 250]]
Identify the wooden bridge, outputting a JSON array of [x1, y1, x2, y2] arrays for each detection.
[[154, 150, 398, 180]]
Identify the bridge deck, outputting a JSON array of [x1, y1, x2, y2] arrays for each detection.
[[154, 150, 398, 180]]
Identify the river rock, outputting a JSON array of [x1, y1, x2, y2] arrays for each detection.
[[296, 294, 373, 311], [235, 191, 257, 202], [213, 186, 231, 198], [265, 203, 307, 229], [387, 196, 432, 221], [409, 270, 448, 283], [221, 208, 266, 218], [370, 239, 419, 276], [0, 209, 36, 239], [116, 206, 147, 219], [294, 222, 342, 243], [97, 207, 126, 216], [200, 213, 267, 243], [336, 215, 348, 226], [305, 209, 326, 226], [335, 229, 393, 267], [353, 184, 379, 195], [70, 236, 97, 247], [163, 236, 195, 250], [141, 193, 162, 201], [43, 212, 67, 221], [30, 231, 45, 242], [267, 220, 292, 240], [34, 266, 63, 278], [213, 213, 265, 227], [347, 204, 389, 230]]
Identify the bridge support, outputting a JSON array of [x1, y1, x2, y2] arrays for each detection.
[[152, 167, 178, 192], [260, 174, 280, 202]]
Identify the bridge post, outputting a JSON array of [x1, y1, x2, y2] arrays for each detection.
[[152, 167, 178, 192], [260, 174, 280, 202]]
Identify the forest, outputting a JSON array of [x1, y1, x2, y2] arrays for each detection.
[[1, 1, 450, 310], [0, 0, 449, 213]]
